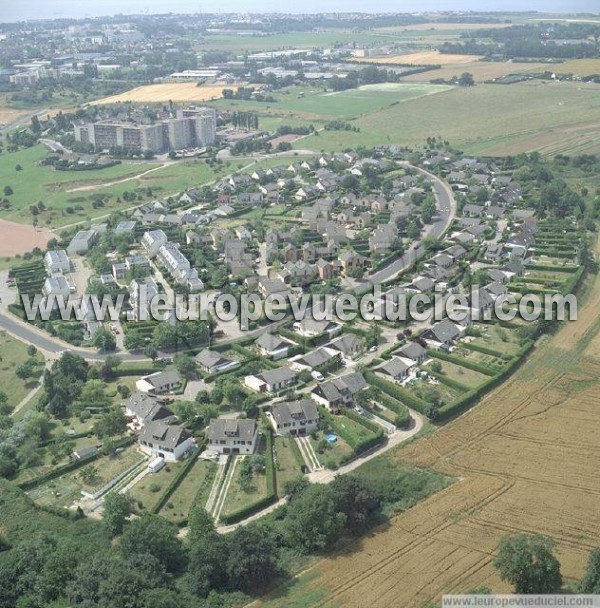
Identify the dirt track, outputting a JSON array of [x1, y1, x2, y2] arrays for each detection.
[[259, 238, 600, 607]]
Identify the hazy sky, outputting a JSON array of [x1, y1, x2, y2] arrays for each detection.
[[2, 0, 599, 23]]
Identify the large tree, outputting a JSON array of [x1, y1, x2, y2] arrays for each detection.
[[494, 534, 562, 594], [580, 547, 600, 593], [103, 492, 133, 536], [284, 484, 346, 553]]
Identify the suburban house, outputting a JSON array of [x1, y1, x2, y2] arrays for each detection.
[[293, 318, 342, 339], [254, 333, 296, 360], [421, 319, 465, 349], [195, 349, 239, 375], [139, 420, 195, 462], [244, 366, 298, 394], [44, 250, 71, 275], [394, 341, 427, 365], [310, 371, 368, 412], [123, 391, 177, 431], [136, 370, 182, 395], [258, 278, 290, 299], [208, 418, 258, 455], [375, 357, 414, 382], [268, 399, 319, 436], [291, 346, 340, 372], [326, 334, 364, 361]]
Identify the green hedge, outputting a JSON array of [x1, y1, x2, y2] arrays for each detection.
[[342, 407, 383, 436], [462, 342, 513, 361], [218, 493, 278, 525], [436, 341, 534, 422], [364, 371, 429, 414], [526, 264, 577, 273], [428, 350, 497, 376], [264, 430, 276, 497], [372, 390, 411, 428], [18, 436, 136, 491], [152, 449, 200, 514]]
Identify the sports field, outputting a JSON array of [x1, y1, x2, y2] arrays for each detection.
[[90, 83, 238, 105], [258, 237, 600, 608]]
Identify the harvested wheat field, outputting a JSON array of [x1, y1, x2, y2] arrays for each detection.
[[402, 60, 556, 83], [534, 58, 600, 77], [0, 219, 58, 257], [90, 83, 240, 105], [355, 51, 482, 66], [259, 239, 600, 608]]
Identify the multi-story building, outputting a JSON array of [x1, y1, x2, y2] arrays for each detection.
[[74, 107, 216, 154]]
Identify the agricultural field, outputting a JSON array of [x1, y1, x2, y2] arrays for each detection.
[[295, 81, 600, 157], [401, 60, 558, 83], [256, 238, 600, 608], [532, 58, 600, 77], [213, 82, 452, 121], [353, 51, 482, 66], [90, 83, 240, 105]]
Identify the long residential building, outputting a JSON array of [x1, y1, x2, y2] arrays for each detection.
[[74, 107, 216, 153]]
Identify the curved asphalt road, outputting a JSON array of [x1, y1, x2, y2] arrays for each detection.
[[361, 163, 456, 291]]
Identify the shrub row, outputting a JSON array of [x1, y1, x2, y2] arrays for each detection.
[[428, 350, 497, 376], [526, 264, 577, 273], [264, 430, 276, 497], [152, 449, 201, 514], [371, 390, 411, 428], [364, 371, 429, 414], [342, 408, 383, 437], [462, 342, 513, 361]]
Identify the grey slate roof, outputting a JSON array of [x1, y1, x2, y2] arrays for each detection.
[[271, 399, 318, 427], [209, 418, 257, 442]]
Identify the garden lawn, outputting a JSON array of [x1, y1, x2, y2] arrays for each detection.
[[129, 460, 185, 511], [273, 436, 303, 494], [220, 456, 268, 518], [309, 431, 353, 470], [159, 458, 217, 523]]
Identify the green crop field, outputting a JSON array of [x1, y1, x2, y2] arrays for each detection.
[[213, 83, 451, 122], [293, 81, 600, 156]]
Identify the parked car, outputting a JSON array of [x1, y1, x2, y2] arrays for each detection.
[[311, 370, 324, 382]]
